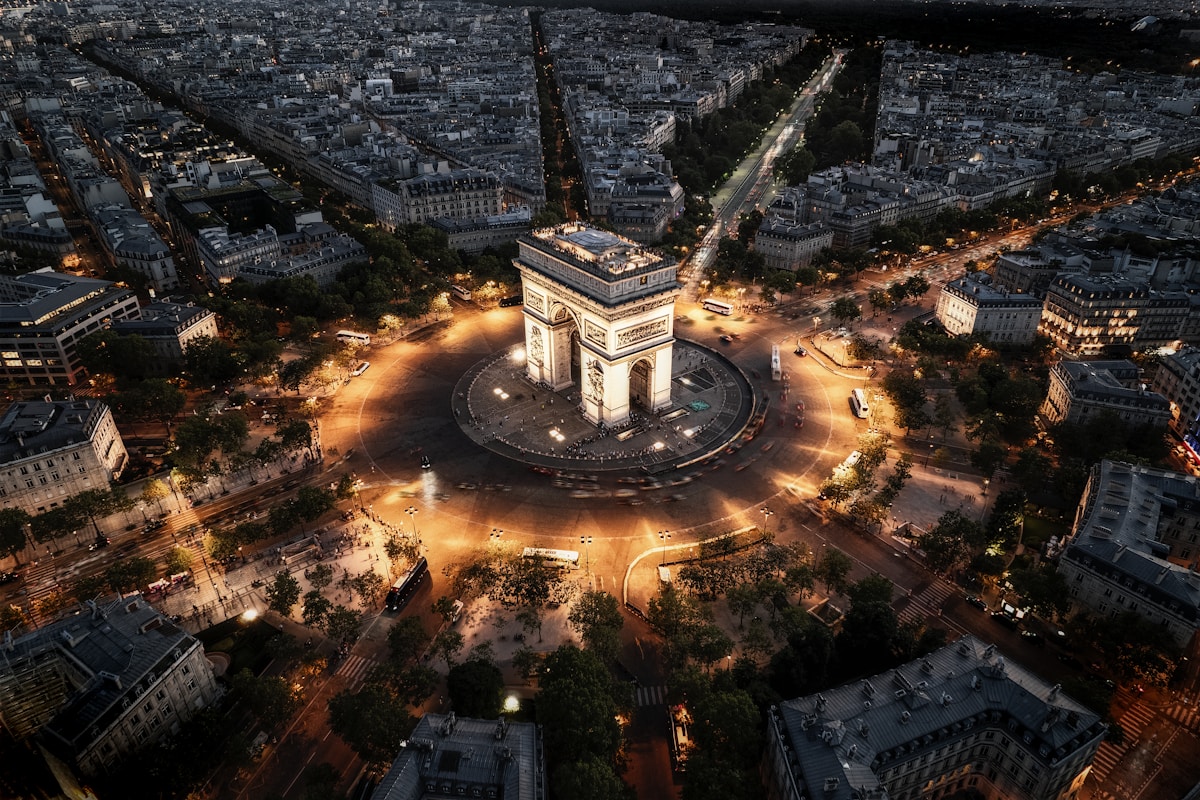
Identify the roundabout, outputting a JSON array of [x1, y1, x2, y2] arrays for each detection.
[[452, 339, 758, 473]]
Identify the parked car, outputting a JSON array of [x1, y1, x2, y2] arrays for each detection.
[[990, 611, 1019, 629]]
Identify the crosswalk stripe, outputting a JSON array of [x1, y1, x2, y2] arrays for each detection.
[[635, 685, 667, 706], [336, 654, 376, 685]]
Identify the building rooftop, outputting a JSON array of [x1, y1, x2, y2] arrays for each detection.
[[774, 635, 1105, 800], [0, 270, 126, 329], [372, 713, 544, 800], [1065, 459, 1200, 615], [0, 399, 107, 462], [3, 595, 197, 755]]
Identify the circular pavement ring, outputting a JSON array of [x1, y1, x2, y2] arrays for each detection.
[[451, 339, 759, 474]]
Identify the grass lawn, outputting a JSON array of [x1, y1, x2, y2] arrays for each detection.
[[1022, 514, 1070, 553]]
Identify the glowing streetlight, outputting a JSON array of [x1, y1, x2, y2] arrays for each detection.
[[658, 531, 671, 566], [761, 507, 774, 535], [405, 506, 419, 536], [580, 536, 593, 580]]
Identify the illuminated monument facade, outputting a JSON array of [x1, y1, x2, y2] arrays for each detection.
[[513, 224, 680, 426]]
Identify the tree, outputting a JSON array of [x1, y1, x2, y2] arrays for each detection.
[[0, 604, 25, 631], [140, 479, 170, 515], [1007, 565, 1071, 619], [828, 296, 862, 326], [105, 556, 156, 593], [446, 658, 504, 718], [324, 605, 362, 643], [308, 563, 334, 592], [691, 689, 763, 771], [294, 486, 335, 522], [848, 574, 894, 606], [868, 288, 891, 317], [431, 628, 465, 670], [0, 507, 30, 565], [350, 569, 386, 609], [917, 510, 981, 574], [302, 590, 333, 629], [265, 571, 302, 617], [537, 646, 624, 768], [725, 583, 760, 629], [816, 548, 853, 595], [70, 574, 109, 602], [513, 646, 542, 684], [970, 440, 1008, 479], [550, 757, 628, 800], [387, 616, 429, 663], [231, 668, 301, 729], [184, 335, 241, 385], [67, 488, 135, 539], [1086, 611, 1180, 686], [164, 547, 193, 576], [567, 590, 624, 663], [327, 684, 414, 767]]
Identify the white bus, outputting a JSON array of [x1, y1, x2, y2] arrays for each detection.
[[521, 547, 580, 570], [450, 285, 472, 301], [336, 330, 371, 345], [771, 345, 782, 381], [850, 388, 870, 419], [701, 299, 733, 316]]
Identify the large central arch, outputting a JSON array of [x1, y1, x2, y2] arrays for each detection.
[[515, 224, 679, 426]]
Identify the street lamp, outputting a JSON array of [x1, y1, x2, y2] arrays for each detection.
[[580, 535, 592, 578], [983, 479, 990, 496], [925, 441, 935, 468], [658, 531, 671, 566], [761, 507, 774, 536], [405, 506, 419, 536], [491, 528, 503, 541]]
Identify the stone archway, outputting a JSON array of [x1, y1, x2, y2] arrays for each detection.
[[514, 224, 681, 425], [629, 357, 653, 410]]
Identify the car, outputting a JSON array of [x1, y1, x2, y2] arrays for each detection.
[[498, 295, 523, 307], [794, 345, 808, 356], [1020, 631, 1044, 647], [0, 571, 19, 585], [964, 595, 988, 611], [990, 611, 1019, 629], [351, 361, 370, 377], [420, 455, 432, 469], [720, 334, 734, 343]]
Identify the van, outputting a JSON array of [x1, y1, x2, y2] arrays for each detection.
[[499, 295, 523, 307]]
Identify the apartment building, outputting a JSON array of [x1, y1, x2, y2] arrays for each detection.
[[111, 300, 219, 365], [1040, 360, 1171, 429], [0, 399, 127, 515], [0, 270, 139, 387], [372, 714, 545, 800], [372, 169, 504, 230], [765, 635, 1106, 800], [752, 219, 834, 273], [991, 245, 1085, 298], [0, 595, 219, 777], [1040, 274, 1188, 356], [1059, 460, 1200, 648], [1151, 347, 1200, 447], [933, 275, 1043, 345], [431, 207, 533, 254]]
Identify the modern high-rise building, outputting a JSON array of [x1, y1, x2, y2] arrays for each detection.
[[0, 270, 139, 387], [765, 636, 1106, 800]]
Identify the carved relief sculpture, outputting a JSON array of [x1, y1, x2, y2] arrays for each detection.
[[586, 359, 604, 403], [528, 326, 544, 366]]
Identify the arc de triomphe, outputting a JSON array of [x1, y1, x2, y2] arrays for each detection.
[[513, 224, 680, 426]]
